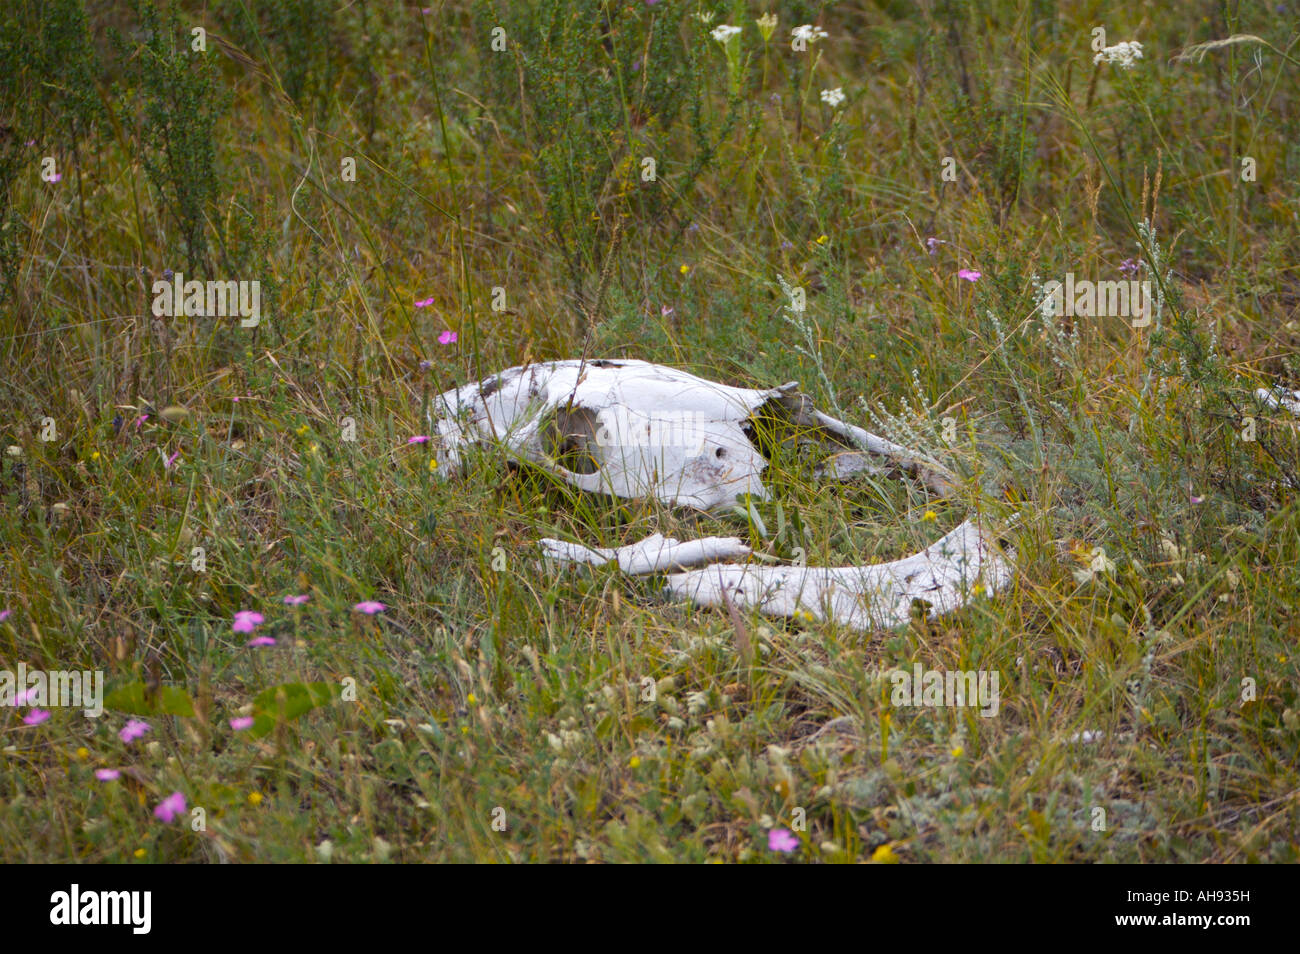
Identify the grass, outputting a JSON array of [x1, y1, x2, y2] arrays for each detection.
[[1, 0, 1298, 863]]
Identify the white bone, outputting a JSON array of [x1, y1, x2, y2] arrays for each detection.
[[541, 519, 1013, 632], [1255, 386, 1300, 417], [432, 359, 955, 509], [538, 532, 752, 574], [435, 359, 1009, 631]]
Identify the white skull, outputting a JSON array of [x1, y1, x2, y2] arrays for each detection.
[[430, 358, 1013, 631], [431, 358, 953, 509]]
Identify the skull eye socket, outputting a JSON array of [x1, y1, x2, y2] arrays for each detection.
[[544, 405, 602, 475]]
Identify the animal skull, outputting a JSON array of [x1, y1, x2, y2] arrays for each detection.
[[432, 358, 956, 508], [431, 359, 1014, 630]]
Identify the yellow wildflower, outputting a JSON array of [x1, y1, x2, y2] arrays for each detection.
[[871, 842, 899, 863]]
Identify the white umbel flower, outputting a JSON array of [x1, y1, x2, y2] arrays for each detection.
[[711, 24, 741, 44], [1094, 40, 1144, 69], [820, 87, 845, 108], [791, 24, 828, 44]]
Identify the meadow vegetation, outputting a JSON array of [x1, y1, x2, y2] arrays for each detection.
[[1, 0, 1298, 862]]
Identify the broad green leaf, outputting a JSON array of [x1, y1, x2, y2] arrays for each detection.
[[245, 681, 342, 737], [103, 682, 196, 717]]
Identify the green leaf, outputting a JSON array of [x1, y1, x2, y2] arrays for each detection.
[[104, 682, 196, 717], [245, 681, 342, 738]]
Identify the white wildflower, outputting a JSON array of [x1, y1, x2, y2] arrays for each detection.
[[1094, 40, 1144, 69], [711, 24, 741, 44], [791, 24, 828, 45], [820, 87, 845, 108]]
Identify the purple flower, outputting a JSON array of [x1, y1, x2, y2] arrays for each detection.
[[229, 716, 254, 731], [119, 719, 151, 743], [153, 791, 186, 823], [768, 828, 799, 852], [926, 237, 944, 255], [407, 435, 431, 444], [95, 768, 121, 781], [283, 594, 309, 606], [660, 305, 675, 317], [232, 610, 264, 634], [133, 414, 149, 430], [419, 360, 434, 370], [23, 708, 50, 726], [0, 609, 10, 622], [1119, 257, 1142, 275], [415, 296, 435, 308], [49, 172, 62, 183], [957, 269, 981, 282], [246, 635, 276, 647], [353, 601, 386, 615], [438, 330, 458, 345], [164, 450, 181, 469], [14, 686, 38, 706]]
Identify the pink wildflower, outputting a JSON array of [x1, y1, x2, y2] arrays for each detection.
[[154, 791, 186, 823], [119, 719, 151, 743], [768, 828, 799, 852], [232, 610, 264, 634]]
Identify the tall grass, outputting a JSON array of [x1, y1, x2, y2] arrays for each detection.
[[1, 0, 1297, 862]]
